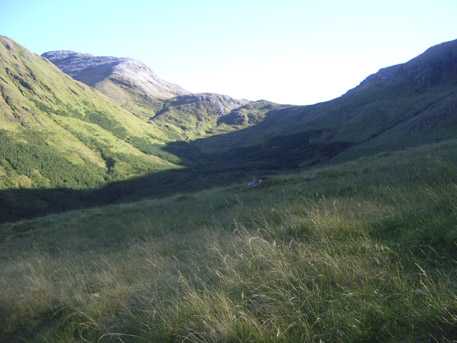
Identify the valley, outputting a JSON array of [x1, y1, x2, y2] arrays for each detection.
[[1, 32, 457, 342]]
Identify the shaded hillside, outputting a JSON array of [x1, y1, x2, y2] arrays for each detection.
[[195, 39, 457, 164], [42, 50, 189, 117], [0, 36, 179, 190]]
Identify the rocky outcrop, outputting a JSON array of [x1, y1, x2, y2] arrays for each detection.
[[218, 100, 277, 126], [156, 93, 248, 117]]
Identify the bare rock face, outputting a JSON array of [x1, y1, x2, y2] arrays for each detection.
[[42, 50, 189, 102], [218, 100, 277, 126]]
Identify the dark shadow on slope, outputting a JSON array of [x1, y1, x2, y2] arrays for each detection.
[[0, 128, 353, 224], [0, 168, 250, 224]]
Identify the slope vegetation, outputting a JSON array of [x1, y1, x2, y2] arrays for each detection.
[[0, 36, 179, 190]]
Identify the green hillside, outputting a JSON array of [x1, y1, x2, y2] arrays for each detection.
[[2, 138, 457, 342], [0, 36, 179, 191]]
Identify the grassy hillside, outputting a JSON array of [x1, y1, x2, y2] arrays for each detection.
[[0, 36, 179, 191], [93, 77, 165, 118], [2, 138, 457, 342]]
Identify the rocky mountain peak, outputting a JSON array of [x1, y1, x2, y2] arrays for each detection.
[[42, 50, 189, 101]]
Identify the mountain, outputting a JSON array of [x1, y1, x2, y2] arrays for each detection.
[[0, 36, 179, 191], [194, 39, 457, 166], [42, 50, 189, 117]]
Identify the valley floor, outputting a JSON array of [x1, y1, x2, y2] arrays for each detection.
[[2, 140, 457, 342]]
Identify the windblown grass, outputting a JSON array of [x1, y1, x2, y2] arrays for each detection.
[[2, 140, 457, 342]]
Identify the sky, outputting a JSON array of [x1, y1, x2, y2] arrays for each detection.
[[1, 0, 457, 105]]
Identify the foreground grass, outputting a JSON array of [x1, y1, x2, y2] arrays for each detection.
[[2, 141, 457, 342]]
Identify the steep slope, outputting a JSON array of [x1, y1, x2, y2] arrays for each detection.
[[194, 39, 457, 166], [0, 35, 179, 190], [42, 50, 189, 117]]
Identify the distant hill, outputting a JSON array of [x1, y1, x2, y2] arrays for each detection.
[[42, 50, 189, 117], [0, 36, 179, 191], [151, 93, 280, 140]]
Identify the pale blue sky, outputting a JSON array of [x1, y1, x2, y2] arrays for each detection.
[[2, 0, 457, 104]]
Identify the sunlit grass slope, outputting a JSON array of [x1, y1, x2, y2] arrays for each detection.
[[0, 36, 178, 189], [2, 139, 457, 342]]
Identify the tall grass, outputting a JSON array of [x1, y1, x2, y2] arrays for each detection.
[[2, 142, 457, 342]]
